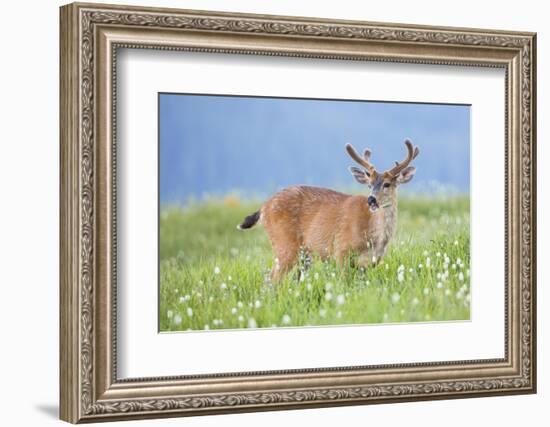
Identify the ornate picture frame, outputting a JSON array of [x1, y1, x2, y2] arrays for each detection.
[[60, 2, 536, 423]]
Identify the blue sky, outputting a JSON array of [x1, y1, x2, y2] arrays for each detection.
[[159, 93, 470, 203]]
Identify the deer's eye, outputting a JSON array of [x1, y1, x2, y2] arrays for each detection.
[[383, 182, 391, 188]]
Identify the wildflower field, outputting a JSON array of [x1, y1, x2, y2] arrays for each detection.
[[159, 194, 470, 332]]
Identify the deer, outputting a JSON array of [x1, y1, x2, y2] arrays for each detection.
[[237, 139, 420, 282]]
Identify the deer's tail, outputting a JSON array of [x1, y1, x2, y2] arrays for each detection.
[[237, 210, 261, 230]]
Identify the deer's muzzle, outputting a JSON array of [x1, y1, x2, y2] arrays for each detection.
[[367, 195, 379, 211]]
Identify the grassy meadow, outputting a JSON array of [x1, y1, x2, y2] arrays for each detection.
[[159, 193, 470, 332]]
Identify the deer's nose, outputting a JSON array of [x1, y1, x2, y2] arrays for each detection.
[[367, 195, 377, 206]]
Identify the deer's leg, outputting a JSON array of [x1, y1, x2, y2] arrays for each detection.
[[334, 248, 350, 267], [357, 252, 374, 268], [266, 228, 301, 283], [357, 247, 383, 269], [270, 246, 299, 283]]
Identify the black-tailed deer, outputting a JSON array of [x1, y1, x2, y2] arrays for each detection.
[[238, 139, 420, 282]]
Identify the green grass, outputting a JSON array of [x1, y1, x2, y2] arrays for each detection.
[[159, 194, 470, 332]]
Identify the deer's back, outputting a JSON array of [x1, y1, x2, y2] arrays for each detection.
[[261, 185, 358, 255]]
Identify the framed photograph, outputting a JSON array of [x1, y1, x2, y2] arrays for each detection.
[[60, 2, 537, 423]]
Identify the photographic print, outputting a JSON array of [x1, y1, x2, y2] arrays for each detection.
[[159, 94, 471, 332]]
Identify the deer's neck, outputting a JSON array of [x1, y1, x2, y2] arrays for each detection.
[[382, 196, 398, 240], [373, 193, 398, 257]]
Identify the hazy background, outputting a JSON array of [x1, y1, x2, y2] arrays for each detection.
[[159, 93, 470, 204]]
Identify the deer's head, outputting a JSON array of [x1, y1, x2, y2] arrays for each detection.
[[346, 139, 420, 212]]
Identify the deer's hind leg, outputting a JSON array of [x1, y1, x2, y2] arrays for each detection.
[[267, 231, 301, 283]]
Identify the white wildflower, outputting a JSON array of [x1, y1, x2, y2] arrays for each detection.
[[231, 307, 237, 315], [220, 282, 228, 290], [325, 282, 333, 291], [281, 314, 291, 325], [397, 271, 405, 283], [336, 294, 345, 305], [319, 309, 327, 318], [458, 272, 464, 282], [426, 257, 431, 267], [445, 289, 451, 296], [214, 266, 220, 275], [186, 307, 193, 317], [423, 288, 430, 296], [167, 310, 173, 318], [436, 282, 443, 289], [238, 315, 244, 322], [412, 297, 420, 306], [254, 300, 262, 308], [204, 324, 210, 330], [237, 301, 243, 308], [391, 292, 400, 304], [173, 313, 182, 325], [336, 311, 342, 319], [325, 292, 333, 302], [247, 318, 258, 328], [306, 283, 312, 291], [454, 240, 459, 246]]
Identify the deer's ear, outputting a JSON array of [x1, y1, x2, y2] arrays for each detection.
[[396, 166, 416, 184], [349, 166, 370, 185]]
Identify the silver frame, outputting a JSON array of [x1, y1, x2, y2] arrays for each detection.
[[60, 2, 536, 423]]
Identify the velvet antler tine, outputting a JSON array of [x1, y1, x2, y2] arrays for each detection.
[[388, 139, 418, 176], [346, 143, 375, 174]]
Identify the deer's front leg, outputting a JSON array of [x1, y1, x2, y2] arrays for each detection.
[[357, 252, 376, 269]]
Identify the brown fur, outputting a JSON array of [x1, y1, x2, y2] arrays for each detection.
[[259, 185, 398, 282]]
